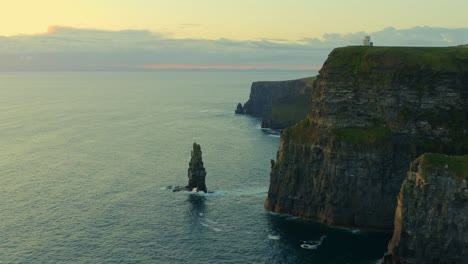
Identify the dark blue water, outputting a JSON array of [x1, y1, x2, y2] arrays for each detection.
[[0, 71, 390, 263]]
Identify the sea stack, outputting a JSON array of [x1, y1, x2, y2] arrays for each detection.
[[187, 142, 207, 193], [235, 103, 244, 114]]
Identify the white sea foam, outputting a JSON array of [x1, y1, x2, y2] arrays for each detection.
[[166, 188, 227, 197], [211, 227, 223, 232], [205, 219, 218, 224], [300, 235, 327, 249], [300, 244, 319, 250], [200, 222, 209, 227]]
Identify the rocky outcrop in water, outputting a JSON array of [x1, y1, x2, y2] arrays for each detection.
[[235, 103, 244, 114], [265, 46, 468, 230], [383, 154, 468, 264], [187, 142, 207, 193], [169, 142, 207, 193], [235, 77, 314, 129]]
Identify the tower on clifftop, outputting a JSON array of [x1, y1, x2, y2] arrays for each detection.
[[363, 36, 373, 46]]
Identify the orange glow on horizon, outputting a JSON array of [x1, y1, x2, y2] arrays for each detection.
[[139, 64, 321, 71]]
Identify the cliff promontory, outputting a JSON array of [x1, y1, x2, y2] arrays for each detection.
[[383, 154, 468, 264], [265, 46, 468, 229], [236, 77, 314, 129]]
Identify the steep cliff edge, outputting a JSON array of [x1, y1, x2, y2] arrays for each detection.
[[383, 154, 468, 264], [265, 46, 468, 229], [236, 77, 314, 129]]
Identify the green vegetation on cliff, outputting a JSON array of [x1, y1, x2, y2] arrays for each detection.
[[416, 153, 468, 180], [267, 44, 468, 233], [423, 108, 468, 153], [270, 95, 311, 127], [325, 46, 468, 73], [332, 126, 392, 145], [283, 118, 392, 145], [283, 118, 320, 144]]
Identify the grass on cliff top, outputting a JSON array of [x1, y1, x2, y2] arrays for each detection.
[[324, 46, 468, 73], [416, 153, 468, 180]]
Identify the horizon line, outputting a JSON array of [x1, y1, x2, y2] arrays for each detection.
[[139, 64, 321, 71]]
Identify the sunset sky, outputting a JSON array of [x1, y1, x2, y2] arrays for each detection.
[[1, 0, 467, 70], [2, 0, 467, 40]]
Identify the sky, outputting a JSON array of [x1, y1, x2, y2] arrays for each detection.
[[1, 0, 467, 71]]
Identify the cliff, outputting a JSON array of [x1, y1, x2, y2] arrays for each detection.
[[265, 46, 468, 229], [383, 154, 468, 264], [236, 77, 314, 129]]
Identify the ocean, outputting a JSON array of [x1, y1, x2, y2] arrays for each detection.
[[0, 71, 390, 263]]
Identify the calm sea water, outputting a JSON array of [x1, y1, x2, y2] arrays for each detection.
[[0, 71, 390, 263]]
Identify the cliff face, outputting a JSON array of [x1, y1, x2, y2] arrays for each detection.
[[236, 77, 314, 129], [265, 46, 468, 229], [383, 154, 468, 264]]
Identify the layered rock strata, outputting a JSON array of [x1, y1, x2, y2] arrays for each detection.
[[265, 46, 468, 229], [236, 77, 314, 129], [383, 154, 468, 264]]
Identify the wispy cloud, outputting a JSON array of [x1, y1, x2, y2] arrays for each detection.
[[0, 26, 466, 71], [301, 26, 468, 47]]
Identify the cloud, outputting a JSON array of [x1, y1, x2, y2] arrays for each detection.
[[0, 26, 467, 71], [301, 26, 468, 47]]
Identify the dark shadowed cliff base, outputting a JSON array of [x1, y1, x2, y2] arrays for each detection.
[[265, 46, 468, 231], [235, 77, 314, 129]]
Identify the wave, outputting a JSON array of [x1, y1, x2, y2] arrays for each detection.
[[164, 185, 267, 198]]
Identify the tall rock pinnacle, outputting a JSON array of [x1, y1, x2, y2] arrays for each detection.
[[187, 143, 207, 193]]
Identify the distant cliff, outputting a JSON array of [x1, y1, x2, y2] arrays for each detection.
[[265, 46, 468, 229], [236, 77, 314, 129], [383, 154, 468, 264]]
